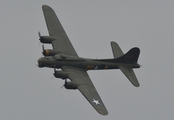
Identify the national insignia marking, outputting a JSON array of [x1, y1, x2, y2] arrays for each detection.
[[92, 99, 100, 105]]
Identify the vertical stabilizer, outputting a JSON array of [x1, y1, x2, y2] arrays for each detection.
[[110, 41, 123, 58], [110, 41, 140, 87]]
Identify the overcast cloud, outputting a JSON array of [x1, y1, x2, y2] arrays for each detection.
[[0, 0, 174, 120]]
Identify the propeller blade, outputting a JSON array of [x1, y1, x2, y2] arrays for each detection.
[[38, 32, 41, 38], [61, 85, 64, 89], [38, 32, 42, 47], [53, 68, 57, 78], [61, 80, 67, 89], [64, 79, 68, 85], [42, 44, 46, 56], [51, 75, 54, 80], [42, 44, 45, 51]]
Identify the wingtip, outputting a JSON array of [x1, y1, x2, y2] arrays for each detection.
[[134, 84, 140, 87], [96, 108, 108, 116], [42, 4, 48, 8], [42, 5, 52, 9], [132, 80, 140, 87], [98, 111, 108, 116]]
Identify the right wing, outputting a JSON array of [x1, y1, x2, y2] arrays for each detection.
[[42, 5, 78, 57], [62, 66, 108, 115]]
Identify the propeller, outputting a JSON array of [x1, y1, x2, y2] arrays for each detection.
[[50, 68, 57, 80], [60, 79, 67, 89], [53, 68, 56, 76], [51, 76, 54, 80], [62, 79, 67, 89], [38, 32, 42, 39], [38, 32, 42, 47], [61, 85, 64, 89], [42, 44, 46, 56], [64, 79, 67, 86]]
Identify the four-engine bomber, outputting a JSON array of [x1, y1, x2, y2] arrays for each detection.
[[37, 5, 141, 115]]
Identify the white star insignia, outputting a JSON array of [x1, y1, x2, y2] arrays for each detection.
[[92, 99, 100, 105]]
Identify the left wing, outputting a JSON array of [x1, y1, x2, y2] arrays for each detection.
[[62, 66, 108, 115]]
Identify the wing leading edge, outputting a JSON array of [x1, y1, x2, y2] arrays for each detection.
[[62, 66, 108, 115]]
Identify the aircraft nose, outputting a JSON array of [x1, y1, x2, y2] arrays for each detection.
[[37, 58, 42, 67], [37, 58, 41, 63]]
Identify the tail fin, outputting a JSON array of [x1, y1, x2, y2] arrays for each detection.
[[111, 41, 140, 64], [115, 47, 140, 63], [111, 41, 140, 87], [111, 41, 124, 58]]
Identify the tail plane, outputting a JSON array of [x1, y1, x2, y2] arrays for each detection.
[[111, 41, 140, 87]]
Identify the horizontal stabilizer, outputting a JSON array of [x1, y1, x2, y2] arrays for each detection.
[[119, 65, 140, 87]]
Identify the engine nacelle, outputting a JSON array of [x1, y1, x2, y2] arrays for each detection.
[[64, 82, 78, 90], [43, 49, 59, 56], [54, 71, 69, 79], [39, 36, 57, 44]]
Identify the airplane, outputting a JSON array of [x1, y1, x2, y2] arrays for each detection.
[[37, 5, 141, 115]]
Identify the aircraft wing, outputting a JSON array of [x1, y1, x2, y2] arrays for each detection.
[[42, 5, 78, 57], [62, 66, 108, 115]]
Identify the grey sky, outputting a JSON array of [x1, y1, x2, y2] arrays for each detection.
[[0, 0, 174, 120]]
